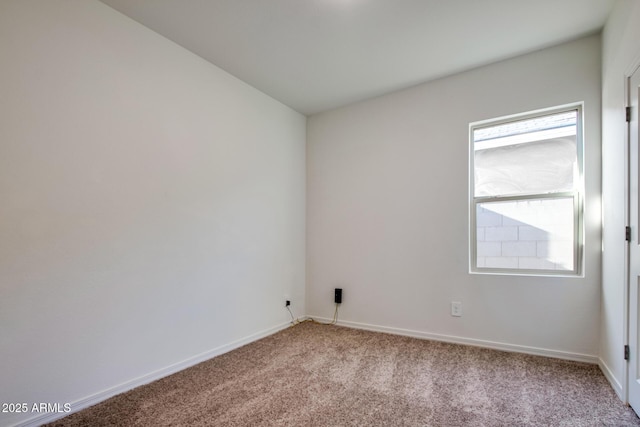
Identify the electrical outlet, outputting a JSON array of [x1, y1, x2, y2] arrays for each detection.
[[451, 301, 462, 317]]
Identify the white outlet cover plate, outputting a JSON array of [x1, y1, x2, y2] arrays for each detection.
[[451, 301, 462, 317]]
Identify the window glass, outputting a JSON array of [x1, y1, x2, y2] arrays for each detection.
[[474, 111, 577, 197], [476, 197, 574, 271]]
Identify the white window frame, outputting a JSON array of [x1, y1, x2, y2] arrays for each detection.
[[469, 103, 584, 277]]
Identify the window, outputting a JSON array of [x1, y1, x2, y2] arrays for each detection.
[[470, 105, 583, 275]]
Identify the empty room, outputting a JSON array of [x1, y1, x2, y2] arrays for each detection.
[[2, 0, 640, 425]]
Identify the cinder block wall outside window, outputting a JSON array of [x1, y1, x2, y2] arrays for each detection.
[[476, 202, 573, 270]]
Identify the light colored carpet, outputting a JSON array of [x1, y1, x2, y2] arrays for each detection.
[[47, 322, 640, 426]]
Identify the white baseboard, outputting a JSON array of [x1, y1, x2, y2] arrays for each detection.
[[599, 357, 625, 402], [310, 316, 599, 364], [11, 321, 292, 427]]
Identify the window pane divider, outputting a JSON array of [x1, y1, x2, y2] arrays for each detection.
[[474, 191, 577, 204]]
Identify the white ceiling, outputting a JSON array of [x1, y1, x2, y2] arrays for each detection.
[[99, 0, 615, 115]]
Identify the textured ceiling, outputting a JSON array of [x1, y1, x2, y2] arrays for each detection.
[[99, 0, 615, 115]]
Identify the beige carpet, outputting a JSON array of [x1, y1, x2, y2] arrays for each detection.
[[47, 322, 640, 426]]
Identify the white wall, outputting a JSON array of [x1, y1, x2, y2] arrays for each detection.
[[0, 1, 305, 425], [600, 0, 640, 401], [307, 36, 602, 359]]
